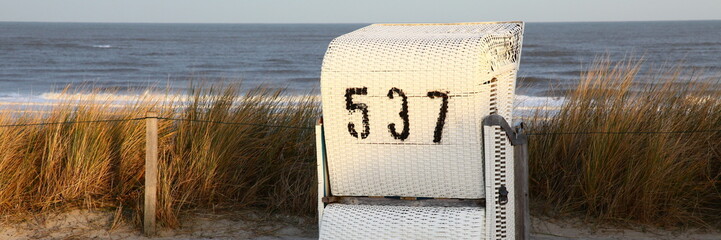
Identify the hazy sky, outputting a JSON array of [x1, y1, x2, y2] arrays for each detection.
[[1, 0, 720, 23]]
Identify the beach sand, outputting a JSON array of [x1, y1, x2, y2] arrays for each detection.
[[531, 216, 721, 240], [0, 209, 316, 240], [3, 209, 721, 239]]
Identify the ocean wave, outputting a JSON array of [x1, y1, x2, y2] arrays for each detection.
[[668, 42, 721, 47], [263, 58, 293, 64], [537, 88, 574, 97], [187, 63, 236, 69], [2, 92, 562, 113], [133, 52, 177, 57], [20, 42, 117, 49], [0, 92, 25, 98], [248, 69, 307, 75], [29, 68, 140, 73], [93, 61, 158, 68], [0, 73, 26, 78], [515, 95, 565, 110], [520, 58, 583, 65], [519, 76, 555, 84], [39, 90, 319, 102], [44, 43, 83, 48], [521, 44, 542, 48], [523, 49, 574, 58], [87, 68, 140, 73], [288, 77, 318, 83]]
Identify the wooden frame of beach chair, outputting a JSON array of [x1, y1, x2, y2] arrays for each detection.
[[315, 22, 528, 239]]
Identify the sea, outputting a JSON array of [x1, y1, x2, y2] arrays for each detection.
[[1, 21, 720, 106]]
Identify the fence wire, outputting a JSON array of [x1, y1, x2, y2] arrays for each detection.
[[0, 116, 314, 130], [1, 116, 719, 135], [0, 117, 147, 128], [526, 129, 721, 136], [157, 117, 313, 130]]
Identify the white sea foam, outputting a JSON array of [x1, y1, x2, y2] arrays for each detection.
[[40, 91, 191, 103], [38, 91, 321, 104], [512, 95, 565, 118], [0, 91, 560, 117], [92, 45, 112, 48], [514, 95, 565, 111]]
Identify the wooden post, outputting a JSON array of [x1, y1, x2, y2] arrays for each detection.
[[144, 111, 158, 236], [514, 139, 530, 240], [315, 118, 326, 225]]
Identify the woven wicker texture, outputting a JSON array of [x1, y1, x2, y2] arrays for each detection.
[[319, 204, 486, 239], [320, 22, 523, 199]]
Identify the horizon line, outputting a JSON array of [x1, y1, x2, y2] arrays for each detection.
[[1, 19, 720, 25]]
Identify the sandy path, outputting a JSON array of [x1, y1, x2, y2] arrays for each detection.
[[2, 209, 720, 239]]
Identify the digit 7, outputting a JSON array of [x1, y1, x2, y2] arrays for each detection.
[[427, 91, 449, 143], [345, 87, 370, 139]]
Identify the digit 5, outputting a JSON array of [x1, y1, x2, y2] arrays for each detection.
[[345, 87, 370, 139]]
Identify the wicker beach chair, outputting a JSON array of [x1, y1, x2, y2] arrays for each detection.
[[315, 22, 528, 240]]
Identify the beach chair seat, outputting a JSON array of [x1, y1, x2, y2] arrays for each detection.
[[320, 204, 486, 239], [316, 22, 528, 240]]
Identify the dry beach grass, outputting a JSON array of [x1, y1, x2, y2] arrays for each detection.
[[527, 59, 721, 228], [0, 86, 319, 229], [0, 59, 719, 236]]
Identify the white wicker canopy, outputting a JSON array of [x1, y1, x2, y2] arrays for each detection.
[[316, 22, 524, 239]]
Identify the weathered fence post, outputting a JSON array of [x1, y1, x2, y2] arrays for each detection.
[[514, 125, 530, 240], [144, 111, 158, 236]]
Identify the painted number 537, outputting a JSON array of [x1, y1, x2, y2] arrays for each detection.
[[345, 87, 448, 143]]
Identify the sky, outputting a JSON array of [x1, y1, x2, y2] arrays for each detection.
[[1, 0, 720, 23]]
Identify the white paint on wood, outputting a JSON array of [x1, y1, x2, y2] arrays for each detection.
[[315, 122, 327, 226]]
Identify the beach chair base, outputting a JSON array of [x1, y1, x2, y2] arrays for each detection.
[[319, 204, 486, 240]]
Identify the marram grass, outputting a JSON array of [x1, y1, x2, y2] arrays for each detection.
[[528, 60, 721, 227], [0, 86, 319, 228], [0, 60, 720, 229]]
